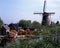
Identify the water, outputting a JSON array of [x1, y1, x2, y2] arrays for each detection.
[[0, 35, 60, 48]]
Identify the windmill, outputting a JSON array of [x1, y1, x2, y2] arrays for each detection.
[[34, 0, 55, 25]]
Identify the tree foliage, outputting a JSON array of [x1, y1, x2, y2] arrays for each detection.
[[0, 18, 3, 27], [32, 21, 41, 30], [8, 23, 16, 30], [19, 20, 31, 28]]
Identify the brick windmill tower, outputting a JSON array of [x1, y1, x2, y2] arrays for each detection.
[[34, 0, 55, 25]]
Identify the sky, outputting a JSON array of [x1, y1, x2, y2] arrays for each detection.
[[0, 0, 60, 24]]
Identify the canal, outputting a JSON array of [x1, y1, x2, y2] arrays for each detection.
[[0, 34, 60, 48]]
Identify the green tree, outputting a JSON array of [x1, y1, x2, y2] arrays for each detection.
[[19, 20, 31, 28], [56, 21, 59, 25], [32, 21, 41, 30], [0, 17, 3, 27], [8, 23, 16, 30]]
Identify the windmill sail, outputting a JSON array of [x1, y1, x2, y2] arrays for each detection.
[[43, 0, 46, 12]]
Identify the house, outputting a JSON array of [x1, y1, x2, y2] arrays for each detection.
[[0, 24, 10, 35]]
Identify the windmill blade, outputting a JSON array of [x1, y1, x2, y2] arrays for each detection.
[[43, 0, 46, 12], [48, 12, 55, 14], [34, 13, 43, 14]]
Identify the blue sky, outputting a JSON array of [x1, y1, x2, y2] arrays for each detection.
[[0, 0, 60, 24]]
